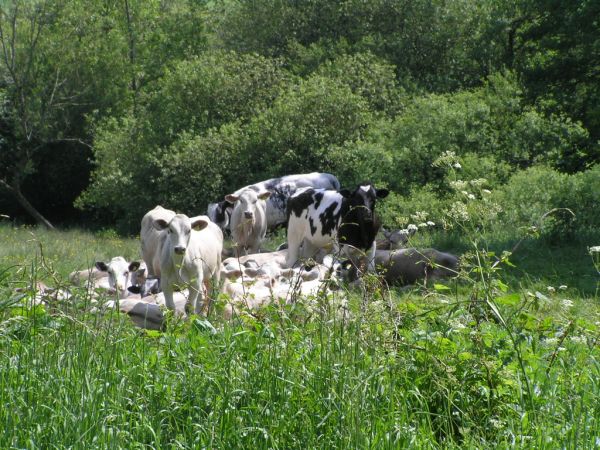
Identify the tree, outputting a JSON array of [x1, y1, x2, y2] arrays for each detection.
[[515, 0, 600, 165], [0, 1, 65, 228]]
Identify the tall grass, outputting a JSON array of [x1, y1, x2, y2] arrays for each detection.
[[0, 223, 599, 448]]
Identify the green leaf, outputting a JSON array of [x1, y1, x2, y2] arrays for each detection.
[[433, 283, 451, 291], [495, 293, 520, 306], [193, 318, 217, 335]]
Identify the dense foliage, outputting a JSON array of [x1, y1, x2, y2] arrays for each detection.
[[0, 0, 598, 234], [1, 2, 598, 447]]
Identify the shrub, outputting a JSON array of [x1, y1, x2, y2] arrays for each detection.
[[316, 52, 405, 115], [146, 51, 293, 145], [243, 75, 373, 179], [495, 165, 600, 238]]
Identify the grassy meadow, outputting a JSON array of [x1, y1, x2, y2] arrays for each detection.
[[0, 222, 599, 448]]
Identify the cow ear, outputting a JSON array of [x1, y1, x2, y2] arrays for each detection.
[[191, 218, 209, 231], [223, 268, 242, 279], [258, 191, 271, 200], [339, 189, 351, 198], [225, 194, 238, 203], [376, 188, 389, 199], [153, 219, 169, 231], [95, 261, 108, 272], [129, 261, 141, 272]]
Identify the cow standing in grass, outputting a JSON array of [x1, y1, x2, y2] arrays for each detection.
[[225, 188, 271, 256], [153, 214, 223, 315], [285, 183, 389, 271]]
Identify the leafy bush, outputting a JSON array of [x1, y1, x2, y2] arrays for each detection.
[[495, 165, 600, 238], [243, 75, 373, 180], [153, 125, 249, 213], [316, 52, 405, 115], [371, 73, 589, 194], [146, 51, 293, 145]]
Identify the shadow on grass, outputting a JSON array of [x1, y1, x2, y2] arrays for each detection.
[[424, 229, 599, 297]]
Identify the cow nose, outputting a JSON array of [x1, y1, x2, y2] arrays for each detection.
[[244, 211, 253, 219], [174, 246, 186, 255]]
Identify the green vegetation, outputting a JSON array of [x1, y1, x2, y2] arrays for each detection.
[[0, 218, 599, 448], [0, 0, 597, 232], [0, 0, 599, 447]]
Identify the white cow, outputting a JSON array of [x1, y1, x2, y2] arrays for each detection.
[[141, 205, 176, 278], [69, 267, 107, 286], [225, 188, 271, 255], [94, 257, 144, 298], [105, 290, 190, 330], [154, 214, 223, 315], [220, 249, 344, 319]]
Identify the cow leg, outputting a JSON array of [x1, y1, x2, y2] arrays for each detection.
[[367, 241, 377, 272], [189, 278, 204, 315], [285, 226, 303, 268], [300, 239, 321, 263], [162, 282, 176, 311]]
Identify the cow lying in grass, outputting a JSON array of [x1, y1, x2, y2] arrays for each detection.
[[220, 249, 344, 320], [344, 248, 459, 287]]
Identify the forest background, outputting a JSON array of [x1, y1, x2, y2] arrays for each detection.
[[0, 0, 598, 237]]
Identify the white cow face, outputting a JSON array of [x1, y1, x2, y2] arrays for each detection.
[[95, 257, 140, 296], [226, 189, 271, 221], [154, 214, 208, 256]]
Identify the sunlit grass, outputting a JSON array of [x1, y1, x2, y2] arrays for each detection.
[[0, 223, 599, 448]]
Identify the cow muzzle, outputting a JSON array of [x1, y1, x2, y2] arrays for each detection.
[[244, 211, 254, 219], [174, 246, 186, 255]]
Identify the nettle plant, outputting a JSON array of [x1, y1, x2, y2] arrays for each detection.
[[381, 151, 600, 442]]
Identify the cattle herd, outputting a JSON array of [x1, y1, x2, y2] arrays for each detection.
[[20, 172, 459, 330]]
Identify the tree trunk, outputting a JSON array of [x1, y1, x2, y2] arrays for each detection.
[[0, 179, 55, 230]]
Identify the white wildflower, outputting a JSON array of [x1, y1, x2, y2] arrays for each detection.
[[418, 222, 428, 228], [467, 194, 476, 200], [544, 337, 559, 346], [446, 202, 470, 222], [482, 189, 492, 195], [453, 162, 462, 169], [407, 224, 418, 233], [410, 211, 428, 222], [469, 178, 487, 186], [547, 286, 556, 294], [561, 299, 574, 309], [589, 246, 600, 254], [569, 336, 586, 345], [450, 180, 468, 191], [426, 221, 435, 227], [399, 229, 410, 236], [461, 190, 469, 196], [559, 285, 568, 290]]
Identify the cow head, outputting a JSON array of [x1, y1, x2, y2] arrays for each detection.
[[226, 189, 271, 222], [338, 183, 389, 251], [343, 183, 389, 221], [95, 257, 141, 296], [154, 214, 209, 256]]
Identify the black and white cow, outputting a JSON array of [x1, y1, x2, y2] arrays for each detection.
[[285, 183, 389, 270], [207, 172, 341, 233]]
